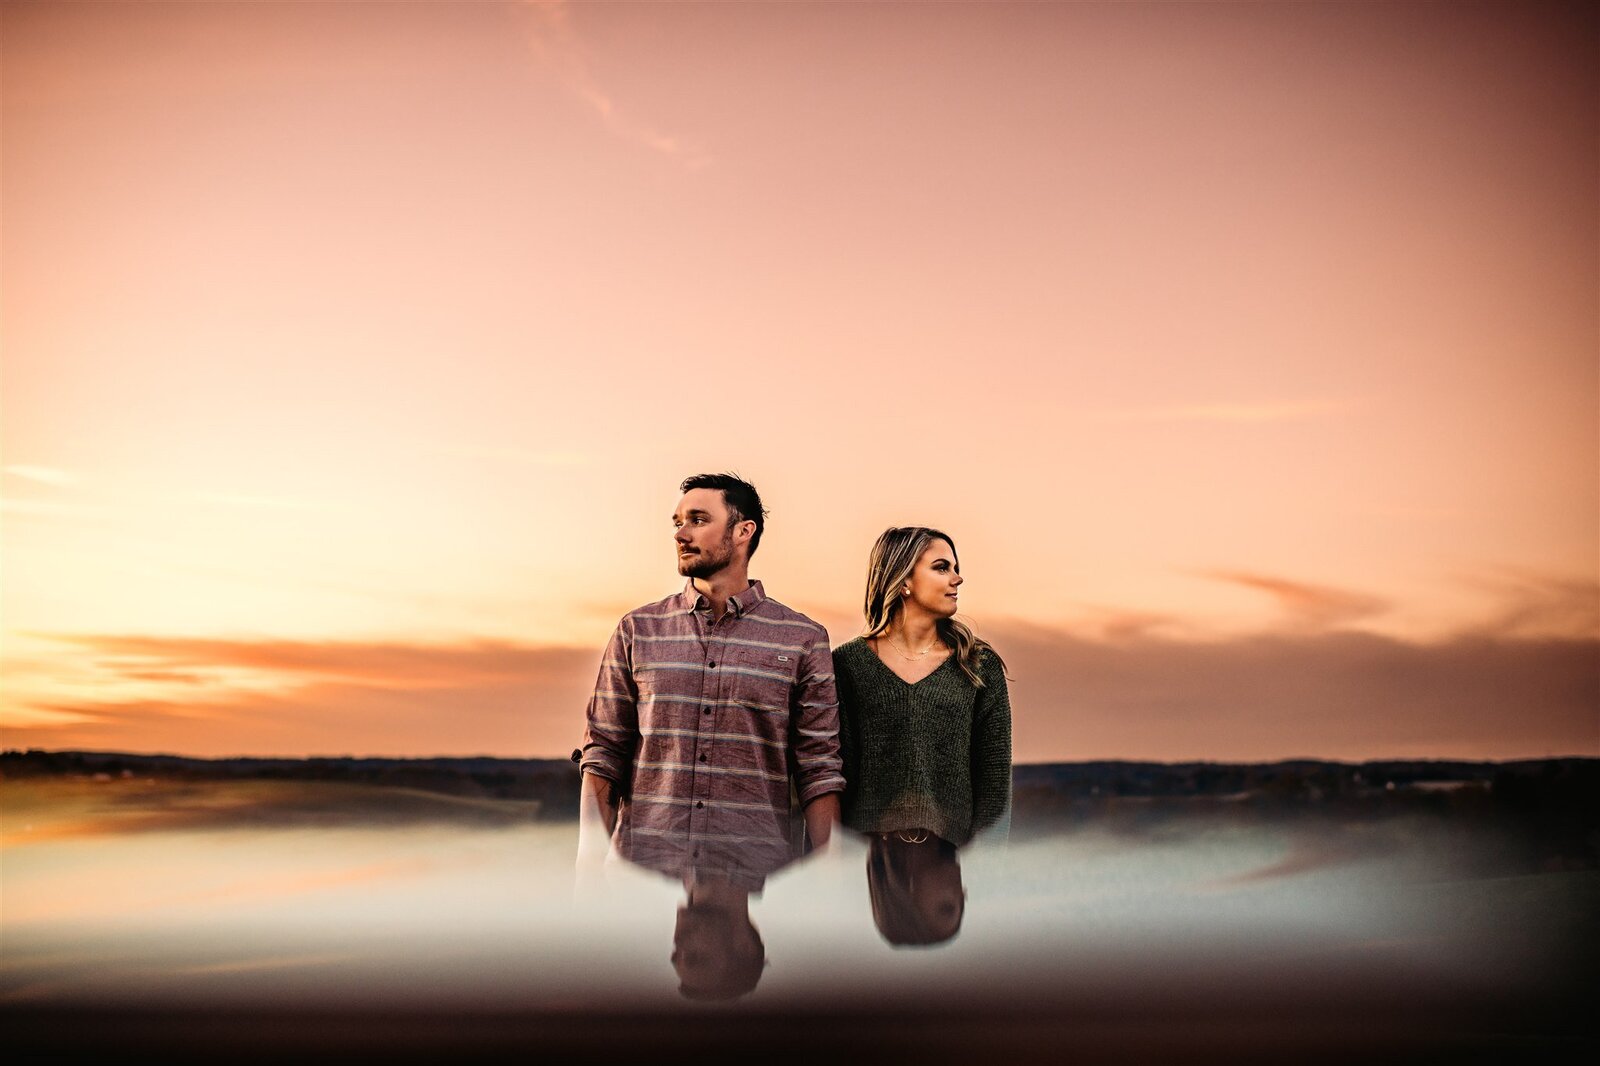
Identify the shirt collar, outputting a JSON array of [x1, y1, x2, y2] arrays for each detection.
[[683, 578, 766, 618]]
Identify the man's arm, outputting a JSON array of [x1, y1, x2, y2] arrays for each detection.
[[790, 629, 845, 851], [802, 790, 840, 851], [578, 770, 619, 852], [578, 620, 639, 790], [576, 620, 638, 866]]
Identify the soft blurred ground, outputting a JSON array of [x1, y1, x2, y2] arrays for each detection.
[[1, 773, 1593, 1061]]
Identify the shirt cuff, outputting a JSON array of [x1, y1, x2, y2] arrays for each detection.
[[578, 744, 629, 784], [797, 773, 845, 806]]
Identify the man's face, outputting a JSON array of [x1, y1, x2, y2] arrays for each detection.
[[672, 901, 763, 999], [673, 488, 742, 579]]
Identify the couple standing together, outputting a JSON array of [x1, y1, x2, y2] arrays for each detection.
[[577, 472, 1012, 946]]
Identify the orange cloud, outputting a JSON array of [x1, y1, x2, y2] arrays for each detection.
[[9, 636, 598, 757], [1455, 569, 1600, 641], [5, 617, 1595, 763], [996, 624, 1597, 763], [36, 634, 587, 688], [1197, 571, 1391, 631]]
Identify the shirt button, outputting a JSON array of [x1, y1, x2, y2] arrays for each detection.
[[699, 753, 707, 762], [703, 707, 712, 715], [707, 661, 716, 668], [696, 801, 704, 809]]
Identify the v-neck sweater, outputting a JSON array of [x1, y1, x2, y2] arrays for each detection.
[[832, 636, 1012, 846]]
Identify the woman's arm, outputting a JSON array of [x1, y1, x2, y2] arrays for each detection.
[[969, 650, 1013, 836]]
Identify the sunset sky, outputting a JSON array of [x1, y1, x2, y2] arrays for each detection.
[[3, 0, 1595, 762]]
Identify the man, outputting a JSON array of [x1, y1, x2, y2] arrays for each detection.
[[671, 872, 766, 1000], [577, 472, 843, 890]]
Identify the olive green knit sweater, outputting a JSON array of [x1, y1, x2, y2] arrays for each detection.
[[832, 637, 1012, 847]]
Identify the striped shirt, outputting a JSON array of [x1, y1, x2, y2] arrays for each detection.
[[579, 579, 845, 888]]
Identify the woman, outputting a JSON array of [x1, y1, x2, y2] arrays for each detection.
[[833, 526, 1012, 945]]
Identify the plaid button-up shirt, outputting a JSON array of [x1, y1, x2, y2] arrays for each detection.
[[579, 579, 844, 888]]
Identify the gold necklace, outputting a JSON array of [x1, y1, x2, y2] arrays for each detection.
[[886, 631, 937, 660]]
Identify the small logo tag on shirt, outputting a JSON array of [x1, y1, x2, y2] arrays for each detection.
[[777, 655, 791, 663]]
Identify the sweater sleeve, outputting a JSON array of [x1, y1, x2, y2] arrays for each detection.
[[970, 648, 1012, 836]]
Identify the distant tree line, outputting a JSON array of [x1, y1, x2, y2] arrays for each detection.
[[0, 749, 584, 818], [1011, 757, 1599, 873], [4, 750, 1596, 869]]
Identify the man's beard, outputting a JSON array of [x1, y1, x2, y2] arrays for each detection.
[[677, 530, 735, 578]]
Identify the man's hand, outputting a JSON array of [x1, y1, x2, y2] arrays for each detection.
[[802, 791, 841, 853]]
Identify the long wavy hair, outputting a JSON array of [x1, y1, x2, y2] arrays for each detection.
[[863, 526, 1000, 687]]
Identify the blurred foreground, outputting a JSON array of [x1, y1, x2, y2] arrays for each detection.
[[1, 759, 1594, 1061]]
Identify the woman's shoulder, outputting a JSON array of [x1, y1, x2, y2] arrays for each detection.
[[832, 635, 870, 658], [973, 641, 1008, 682], [831, 637, 879, 683]]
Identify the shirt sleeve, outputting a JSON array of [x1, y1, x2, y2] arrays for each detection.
[[833, 647, 858, 807], [578, 619, 638, 785], [970, 648, 1013, 835], [790, 629, 845, 805]]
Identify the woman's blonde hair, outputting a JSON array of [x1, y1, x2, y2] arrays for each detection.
[[863, 526, 1000, 687]]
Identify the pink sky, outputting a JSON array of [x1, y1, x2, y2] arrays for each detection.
[[2, 1, 1595, 760]]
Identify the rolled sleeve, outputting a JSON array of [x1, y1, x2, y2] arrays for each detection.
[[579, 620, 638, 785], [790, 631, 845, 805]]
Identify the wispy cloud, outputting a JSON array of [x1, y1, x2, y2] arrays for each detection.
[[520, 0, 711, 169], [1090, 399, 1358, 424], [3, 465, 80, 487], [430, 444, 589, 467], [1455, 568, 1600, 641], [8, 623, 1594, 763], [991, 622, 1598, 762], [0, 497, 106, 519], [8, 635, 598, 757], [1197, 570, 1391, 631], [189, 492, 331, 511], [1071, 606, 1192, 643], [34, 633, 587, 688]]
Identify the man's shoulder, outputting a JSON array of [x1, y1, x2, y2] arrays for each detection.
[[748, 593, 830, 640], [616, 591, 693, 629]]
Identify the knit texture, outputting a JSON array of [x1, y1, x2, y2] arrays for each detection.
[[832, 636, 1012, 846]]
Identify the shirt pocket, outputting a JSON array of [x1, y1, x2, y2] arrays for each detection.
[[727, 654, 795, 715]]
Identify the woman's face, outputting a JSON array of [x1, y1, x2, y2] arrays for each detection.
[[903, 538, 962, 619]]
